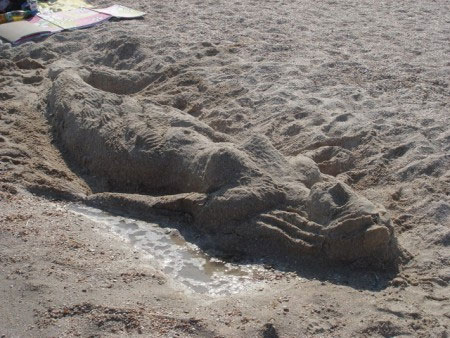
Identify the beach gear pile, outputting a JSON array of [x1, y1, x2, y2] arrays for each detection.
[[0, 1, 145, 44], [0, 0, 38, 15], [0, 0, 38, 24]]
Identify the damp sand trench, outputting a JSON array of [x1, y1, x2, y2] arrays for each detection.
[[68, 204, 274, 296]]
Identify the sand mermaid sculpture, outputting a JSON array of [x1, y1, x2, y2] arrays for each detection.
[[46, 67, 401, 266]]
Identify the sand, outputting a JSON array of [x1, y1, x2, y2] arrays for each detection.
[[1, 0, 449, 336]]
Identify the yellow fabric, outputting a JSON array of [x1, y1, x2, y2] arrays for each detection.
[[38, 0, 92, 14]]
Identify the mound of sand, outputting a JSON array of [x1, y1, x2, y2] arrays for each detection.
[[44, 66, 402, 265]]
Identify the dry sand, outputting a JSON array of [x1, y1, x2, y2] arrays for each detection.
[[1, 0, 449, 336]]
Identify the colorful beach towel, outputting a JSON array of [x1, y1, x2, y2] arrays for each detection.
[[37, 7, 110, 30], [0, 4, 143, 44], [0, 20, 52, 43], [28, 14, 61, 32]]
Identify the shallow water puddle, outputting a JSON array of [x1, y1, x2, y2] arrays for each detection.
[[68, 204, 268, 295]]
